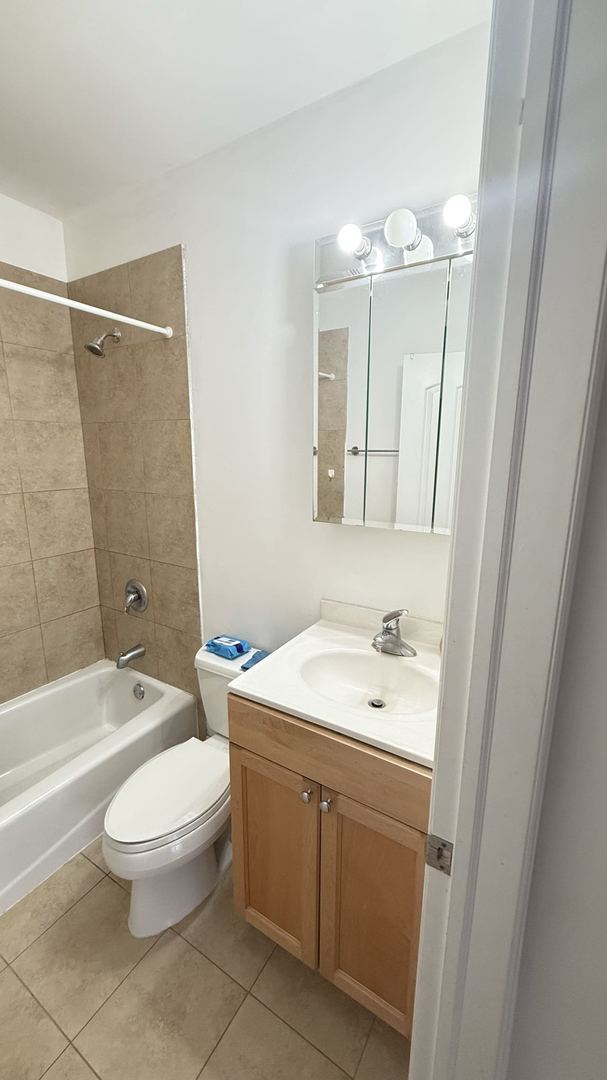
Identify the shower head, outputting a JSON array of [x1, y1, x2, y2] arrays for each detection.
[[85, 328, 121, 356]]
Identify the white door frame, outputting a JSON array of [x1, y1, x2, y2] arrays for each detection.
[[411, 1, 607, 1077]]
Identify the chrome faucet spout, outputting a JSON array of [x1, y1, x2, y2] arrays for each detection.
[[372, 609, 417, 657], [116, 644, 146, 670]]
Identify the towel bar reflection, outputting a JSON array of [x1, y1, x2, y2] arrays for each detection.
[[347, 446, 399, 456]]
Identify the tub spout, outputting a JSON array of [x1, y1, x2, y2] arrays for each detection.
[[116, 644, 145, 670]]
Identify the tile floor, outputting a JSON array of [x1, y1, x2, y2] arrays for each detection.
[[0, 839, 410, 1080]]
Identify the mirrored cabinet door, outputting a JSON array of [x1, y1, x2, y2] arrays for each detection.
[[366, 263, 449, 530]]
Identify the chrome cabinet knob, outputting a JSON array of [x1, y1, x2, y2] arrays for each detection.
[[299, 789, 312, 804], [320, 798, 333, 814]]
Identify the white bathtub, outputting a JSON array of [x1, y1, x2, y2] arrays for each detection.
[[0, 660, 197, 913]]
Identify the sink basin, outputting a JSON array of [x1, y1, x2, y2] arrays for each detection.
[[299, 649, 437, 716]]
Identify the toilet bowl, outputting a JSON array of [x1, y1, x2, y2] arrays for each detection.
[[102, 647, 253, 937]]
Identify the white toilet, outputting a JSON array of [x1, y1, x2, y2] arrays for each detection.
[[102, 647, 246, 937]]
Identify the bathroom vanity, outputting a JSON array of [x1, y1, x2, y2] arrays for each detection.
[[228, 602, 439, 1037]]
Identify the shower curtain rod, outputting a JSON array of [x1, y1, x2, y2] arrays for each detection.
[[0, 277, 173, 338]]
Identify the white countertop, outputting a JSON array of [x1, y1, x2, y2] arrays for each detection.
[[229, 608, 440, 769]]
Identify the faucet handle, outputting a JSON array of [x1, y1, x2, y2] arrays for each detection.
[[383, 608, 408, 629]]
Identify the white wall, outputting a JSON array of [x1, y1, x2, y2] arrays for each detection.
[[506, 375, 607, 1080], [63, 25, 489, 648], [0, 192, 66, 279]]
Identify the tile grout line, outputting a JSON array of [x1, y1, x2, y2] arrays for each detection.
[[245, 990, 354, 1078], [4, 866, 107, 967], [352, 1016, 376, 1079]]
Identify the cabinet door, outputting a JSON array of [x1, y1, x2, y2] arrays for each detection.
[[230, 745, 320, 967], [319, 788, 425, 1036]]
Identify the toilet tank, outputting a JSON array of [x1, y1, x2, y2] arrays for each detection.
[[194, 647, 256, 738]]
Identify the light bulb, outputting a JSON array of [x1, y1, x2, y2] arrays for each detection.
[[337, 223, 363, 254], [384, 208, 420, 250], [443, 194, 475, 235], [337, 222, 372, 259]]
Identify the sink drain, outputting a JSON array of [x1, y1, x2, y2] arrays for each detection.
[[368, 697, 386, 709]]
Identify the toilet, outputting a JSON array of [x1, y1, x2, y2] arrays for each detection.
[[102, 647, 247, 937]]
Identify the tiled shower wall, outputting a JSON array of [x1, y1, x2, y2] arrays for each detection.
[[68, 246, 202, 705], [0, 246, 202, 709], [0, 263, 102, 704], [316, 328, 348, 522]]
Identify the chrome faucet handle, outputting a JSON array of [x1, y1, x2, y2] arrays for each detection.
[[123, 579, 148, 615], [382, 608, 408, 629]]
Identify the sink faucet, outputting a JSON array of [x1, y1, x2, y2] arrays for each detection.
[[372, 609, 417, 657], [116, 644, 146, 670]]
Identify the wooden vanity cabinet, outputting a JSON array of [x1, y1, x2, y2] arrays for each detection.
[[228, 694, 431, 1037]]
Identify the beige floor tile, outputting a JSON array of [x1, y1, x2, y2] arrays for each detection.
[[13, 877, 156, 1038], [177, 869, 274, 989], [200, 995, 348, 1080], [252, 947, 373, 1075], [355, 1019, 410, 1080], [75, 930, 244, 1080], [0, 855, 103, 963], [43, 1045, 98, 1080], [0, 966, 67, 1080], [81, 836, 108, 873]]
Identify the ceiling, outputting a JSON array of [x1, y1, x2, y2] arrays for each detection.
[[0, 0, 490, 219]]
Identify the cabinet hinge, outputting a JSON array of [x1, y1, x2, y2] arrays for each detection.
[[426, 834, 453, 875]]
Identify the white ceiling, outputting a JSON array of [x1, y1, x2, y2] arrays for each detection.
[[0, 0, 490, 219]]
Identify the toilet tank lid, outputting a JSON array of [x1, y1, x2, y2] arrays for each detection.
[[195, 645, 258, 677]]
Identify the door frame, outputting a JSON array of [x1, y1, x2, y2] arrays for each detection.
[[411, 1, 607, 1077]]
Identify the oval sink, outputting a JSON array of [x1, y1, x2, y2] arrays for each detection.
[[299, 648, 437, 716]]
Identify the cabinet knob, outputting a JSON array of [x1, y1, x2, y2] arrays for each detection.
[[299, 789, 312, 804], [320, 798, 333, 814]]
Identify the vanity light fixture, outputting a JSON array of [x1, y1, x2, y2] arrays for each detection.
[[442, 193, 476, 238], [384, 208, 422, 251], [337, 222, 373, 259]]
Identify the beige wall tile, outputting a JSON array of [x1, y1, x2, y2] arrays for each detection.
[[14, 421, 87, 491], [0, 626, 46, 704], [0, 343, 10, 419], [34, 549, 99, 622], [0, 493, 31, 566], [75, 931, 244, 1080], [105, 489, 149, 557], [5, 343, 80, 422], [95, 548, 114, 607], [13, 877, 156, 1039], [128, 245, 186, 339], [152, 561, 200, 636], [137, 335, 190, 420], [75, 348, 137, 423], [0, 263, 72, 352], [0, 420, 20, 493], [114, 611, 157, 676], [24, 489, 93, 559], [42, 606, 104, 681], [81, 423, 101, 488], [69, 263, 136, 350], [155, 622, 201, 697], [109, 552, 154, 620], [142, 420, 193, 494], [100, 606, 118, 659], [0, 966, 67, 1080], [98, 422, 144, 490], [88, 487, 107, 547], [0, 561, 39, 636], [0, 855, 103, 963], [318, 376, 348, 431], [146, 492, 196, 568], [318, 327, 349, 380]]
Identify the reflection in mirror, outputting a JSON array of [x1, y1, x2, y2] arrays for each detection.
[[313, 199, 474, 535]]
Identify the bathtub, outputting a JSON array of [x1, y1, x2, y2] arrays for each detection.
[[0, 660, 197, 913]]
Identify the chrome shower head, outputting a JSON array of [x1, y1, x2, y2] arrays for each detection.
[[85, 328, 121, 356]]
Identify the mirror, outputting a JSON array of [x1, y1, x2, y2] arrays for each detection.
[[313, 199, 474, 533]]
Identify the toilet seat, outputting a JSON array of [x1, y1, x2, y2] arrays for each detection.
[[104, 735, 229, 853]]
